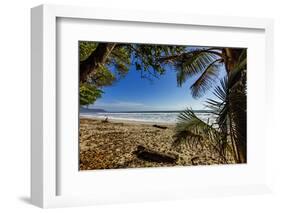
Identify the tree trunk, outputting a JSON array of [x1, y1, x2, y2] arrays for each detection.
[[223, 48, 243, 73], [224, 48, 247, 163], [80, 43, 116, 83]]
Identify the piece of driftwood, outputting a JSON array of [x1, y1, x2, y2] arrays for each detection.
[[133, 145, 178, 164], [152, 124, 168, 129]]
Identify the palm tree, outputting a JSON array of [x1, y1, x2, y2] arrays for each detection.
[[160, 47, 245, 96], [162, 47, 247, 163]]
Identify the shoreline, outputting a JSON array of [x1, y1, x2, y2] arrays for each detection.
[[80, 114, 176, 126]]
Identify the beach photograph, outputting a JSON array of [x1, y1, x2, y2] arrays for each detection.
[[79, 42, 247, 170]]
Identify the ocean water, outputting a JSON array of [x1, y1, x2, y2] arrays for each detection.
[[80, 111, 216, 124]]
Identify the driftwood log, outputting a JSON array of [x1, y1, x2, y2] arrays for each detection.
[[152, 124, 168, 129], [133, 145, 178, 164]]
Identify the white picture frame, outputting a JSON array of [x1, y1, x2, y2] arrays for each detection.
[[31, 4, 274, 208]]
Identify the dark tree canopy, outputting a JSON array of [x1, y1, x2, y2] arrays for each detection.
[[79, 41, 185, 106]]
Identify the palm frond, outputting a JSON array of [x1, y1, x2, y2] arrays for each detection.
[[190, 59, 221, 98], [205, 77, 229, 135], [173, 109, 219, 146], [173, 108, 230, 163], [175, 50, 220, 86]]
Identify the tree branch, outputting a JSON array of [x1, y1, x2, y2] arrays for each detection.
[[80, 43, 116, 83]]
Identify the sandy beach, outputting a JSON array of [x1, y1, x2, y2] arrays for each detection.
[[79, 117, 232, 170]]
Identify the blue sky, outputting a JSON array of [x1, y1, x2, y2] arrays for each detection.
[[89, 63, 226, 112]]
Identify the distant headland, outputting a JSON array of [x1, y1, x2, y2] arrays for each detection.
[[80, 107, 106, 113]]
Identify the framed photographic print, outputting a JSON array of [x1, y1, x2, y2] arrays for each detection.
[[31, 4, 274, 208]]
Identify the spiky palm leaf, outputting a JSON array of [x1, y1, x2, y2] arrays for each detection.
[[175, 50, 219, 85], [173, 109, 219, 146], [171, 48, 224, 98], [190, 59, 222, 98], [205, 77, 228, 133], [173, 108, 231, 163]]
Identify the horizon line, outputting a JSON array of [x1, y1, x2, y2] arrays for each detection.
[[80, 107, 212, 112]]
